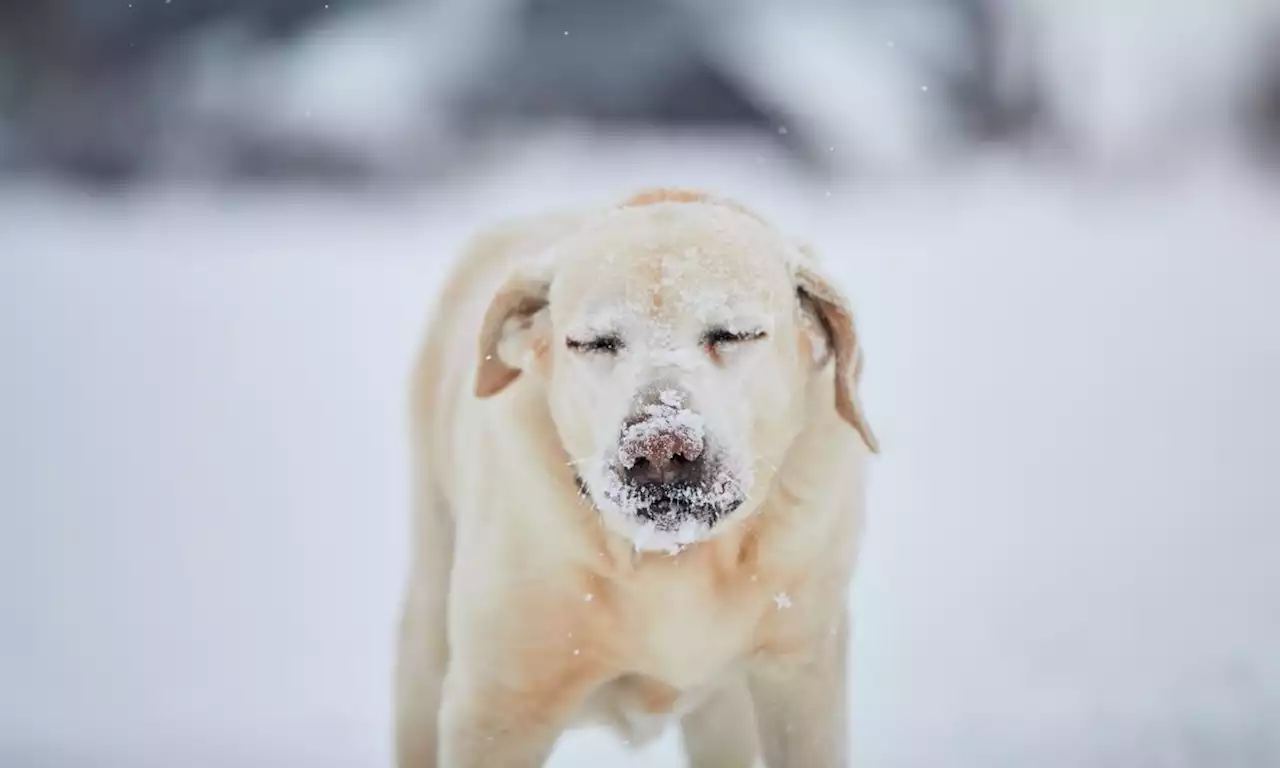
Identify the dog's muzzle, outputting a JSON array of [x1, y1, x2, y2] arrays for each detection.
[[596, 403, 744, 531]]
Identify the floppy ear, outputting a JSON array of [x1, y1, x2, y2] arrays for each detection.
[[794, 253, 880, 454], [474, 270, 551, 398]]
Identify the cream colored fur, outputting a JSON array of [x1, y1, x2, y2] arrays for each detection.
[[395, 189, 877, 768]]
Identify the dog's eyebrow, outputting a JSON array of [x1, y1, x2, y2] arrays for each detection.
[[572, 307, 630, 336], [698, 309, 776, 332]]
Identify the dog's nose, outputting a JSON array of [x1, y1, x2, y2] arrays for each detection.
[[618, 414, 705, 485]]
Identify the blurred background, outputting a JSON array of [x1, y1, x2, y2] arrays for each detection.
[[2, 1, 1279, 766]]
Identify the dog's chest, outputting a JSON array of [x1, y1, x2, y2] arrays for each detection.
[[611, 567, 758, 689]]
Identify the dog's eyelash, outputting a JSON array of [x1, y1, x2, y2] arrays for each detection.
[[566, 335, 624, 354], [704, 328, 768, 346]]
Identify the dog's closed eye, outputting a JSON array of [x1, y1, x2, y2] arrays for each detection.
[[704, 328, 768, 347], [566, 334, 625, 354]]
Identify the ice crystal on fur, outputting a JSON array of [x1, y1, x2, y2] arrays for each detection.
[[593, 396, 750, 553], [600, 457, 745, 534], [616, 403, 705, 469]]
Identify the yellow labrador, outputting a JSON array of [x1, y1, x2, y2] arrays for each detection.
[[395, 189, 878, 768]]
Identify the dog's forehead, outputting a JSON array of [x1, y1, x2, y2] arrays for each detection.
[[548, 203, 795, 325]]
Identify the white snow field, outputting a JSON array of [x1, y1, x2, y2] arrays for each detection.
[[2, 134, 1279, 767]]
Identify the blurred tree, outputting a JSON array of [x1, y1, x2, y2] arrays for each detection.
[[458, 0, 793, 130], [1247, 26, 1280, 166], [0, 0, 387, 182]]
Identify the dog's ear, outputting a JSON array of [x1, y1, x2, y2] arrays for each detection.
[[474, 269, 551, 398], [794, 249, 880, 453]]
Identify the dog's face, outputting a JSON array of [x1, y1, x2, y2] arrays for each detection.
[[474, 194, 877, 551]]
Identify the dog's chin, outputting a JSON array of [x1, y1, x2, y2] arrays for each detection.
[[577, 473, 746, 553]]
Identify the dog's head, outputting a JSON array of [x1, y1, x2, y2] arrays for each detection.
[[473, 190, 877, 551]]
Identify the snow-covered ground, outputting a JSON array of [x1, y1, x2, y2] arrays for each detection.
[[2, 134, 1279, 767]]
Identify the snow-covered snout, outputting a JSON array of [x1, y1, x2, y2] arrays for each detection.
[[601, 383, 745, 537]]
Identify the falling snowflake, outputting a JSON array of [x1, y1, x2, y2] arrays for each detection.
[[774, 592, 792, 610]]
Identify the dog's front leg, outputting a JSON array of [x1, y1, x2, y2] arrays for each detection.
[[437, 654, 599, 768], [748, 611, 851, 768]]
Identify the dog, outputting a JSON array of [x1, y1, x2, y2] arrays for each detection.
[[395, 188, 879, 767]]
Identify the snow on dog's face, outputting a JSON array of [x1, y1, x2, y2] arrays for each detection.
[[474, 191, 878, 552]]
